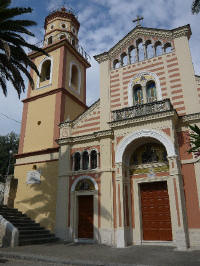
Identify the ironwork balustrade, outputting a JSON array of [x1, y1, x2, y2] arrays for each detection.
[[28, 33, 90, 63], [112, 99, 173, 122]]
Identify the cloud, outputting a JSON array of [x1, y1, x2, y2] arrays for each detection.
[[1, 0, 199, 135]]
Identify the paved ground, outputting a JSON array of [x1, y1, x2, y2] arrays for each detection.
[[0, 242, 200, 266]]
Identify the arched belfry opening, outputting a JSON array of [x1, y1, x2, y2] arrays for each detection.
[[40, 59, 51, 82], [70, 64, 79, 91]]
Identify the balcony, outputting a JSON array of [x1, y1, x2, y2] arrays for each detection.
[[112, 99, 173, 122], [28, 33, 90, 63]]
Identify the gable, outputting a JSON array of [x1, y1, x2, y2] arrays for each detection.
[[94, 25, 191, 63], [71, 100, 100, 136]]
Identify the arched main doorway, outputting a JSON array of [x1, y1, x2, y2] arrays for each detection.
[[115, 129, 183, 246], [128, 141, 172, 241]]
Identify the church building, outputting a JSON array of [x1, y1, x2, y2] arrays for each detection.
[[14, 8, 200, 249]]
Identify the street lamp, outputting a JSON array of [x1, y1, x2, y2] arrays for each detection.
[[6, 150, 13, 177]]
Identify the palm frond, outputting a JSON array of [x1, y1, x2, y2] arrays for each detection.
[[192, 0, 200, 14]]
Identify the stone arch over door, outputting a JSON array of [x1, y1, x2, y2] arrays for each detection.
[[115, 129, 176, 164]]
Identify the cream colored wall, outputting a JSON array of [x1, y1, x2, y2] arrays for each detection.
[[64, 50, 85, 103], [99, 60, 111, 130], [14, 160, 59, 232], [99, 137, 113, 229], [64, 95, 85, 121], [23, 94, 56, 153], [30, 48, 60, 95], [174, 36, 200, 114]]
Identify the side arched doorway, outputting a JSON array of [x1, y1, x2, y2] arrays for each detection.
[[70, 176, 98, 242]]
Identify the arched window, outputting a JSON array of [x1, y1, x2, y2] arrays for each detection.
[[72, 39, 75, 46], [155, 41, 162, 56], [90, 150, 97, 169], [40, 60, 51, 82], [82, 151, 89, 170], [60, 34, 66, 40], [146, 40, 154, 59], [75, 179, 95, 191], [128, 45, 135, 64], [133, 84, 143, 105], [48, 36, 53, 45], [74, 152, 81, 171], [146, 80, 157, 103], [164, 42, 172, 53], [137, 39, 144, 61], [71, 65, 79, 91], [121, 52, 128, 66], [113, 59, 120, 69]]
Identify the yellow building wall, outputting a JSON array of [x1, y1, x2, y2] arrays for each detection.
[[64, 95, 86, 121], [23, 94, 56, 153], [14, 160, 59, 232]]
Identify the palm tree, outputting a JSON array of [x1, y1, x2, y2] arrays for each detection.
[[0, 0, 47, 97], [192, 0, 200, 14]]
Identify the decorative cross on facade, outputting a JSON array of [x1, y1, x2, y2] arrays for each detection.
[[132, 16, 144, 27]]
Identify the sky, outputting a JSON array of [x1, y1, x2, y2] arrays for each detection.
[[0, 0, 200, 135]]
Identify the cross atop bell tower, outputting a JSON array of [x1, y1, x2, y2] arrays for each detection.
[[132, 16, 144, 27]]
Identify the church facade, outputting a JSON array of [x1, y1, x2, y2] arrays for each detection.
[[14, 8, 200, 250]]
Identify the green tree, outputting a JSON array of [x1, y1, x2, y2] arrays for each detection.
[[0, 0, 47, 97], [0, 132, 19, 180], [188, 125, 200, 157], [192, 0, 200, 14]]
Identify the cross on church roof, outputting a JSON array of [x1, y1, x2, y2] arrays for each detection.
[[132, 16, 144, 27]]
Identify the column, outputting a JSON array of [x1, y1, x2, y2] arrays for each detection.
[[144, 44, 147, 60], [115, 162, 127, 248], [168, 155, 189, 250], [135, 48, 139, 62]]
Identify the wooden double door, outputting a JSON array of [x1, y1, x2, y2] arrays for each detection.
[[140, 181, 173, 241], [78, 195, 93, 239]]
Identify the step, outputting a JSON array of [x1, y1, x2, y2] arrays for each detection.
[[19, 229, 50, 235], [19, 233, 55, 240], [19, 237, 58, 246], [0, 213, 26, 218], [6, 218, 32, 223], [17, 226, 44, 231], [11, 221, 40, 226]]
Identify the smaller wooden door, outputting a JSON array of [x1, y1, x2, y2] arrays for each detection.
[[78, 195, 93, 239]]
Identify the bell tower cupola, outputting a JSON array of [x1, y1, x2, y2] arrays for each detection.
[[44, 7, 80, 47]]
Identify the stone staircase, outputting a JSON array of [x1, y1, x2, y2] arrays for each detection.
[[0, 205, 58, 246]]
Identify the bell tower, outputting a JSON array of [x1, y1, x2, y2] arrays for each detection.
[[18, 7, 90, 154]]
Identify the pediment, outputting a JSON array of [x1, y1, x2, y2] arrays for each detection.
[[94, 25, 191, 63]]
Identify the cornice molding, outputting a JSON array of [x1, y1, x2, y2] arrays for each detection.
[[181, 112, 200, 123], [109, 110, 177, 129], [94, 25, 191, 63], [57, 129, 113, 145]]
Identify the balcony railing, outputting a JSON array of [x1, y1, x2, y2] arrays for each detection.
[[112, 99, 173, 122], [28, 33, 90, 63]]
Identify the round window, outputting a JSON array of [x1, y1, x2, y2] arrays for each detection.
[[62, 24, 66, 28], [50, 25, 54, 30]]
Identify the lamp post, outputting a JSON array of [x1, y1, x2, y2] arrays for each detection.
[[6, 150, 13, 177]]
